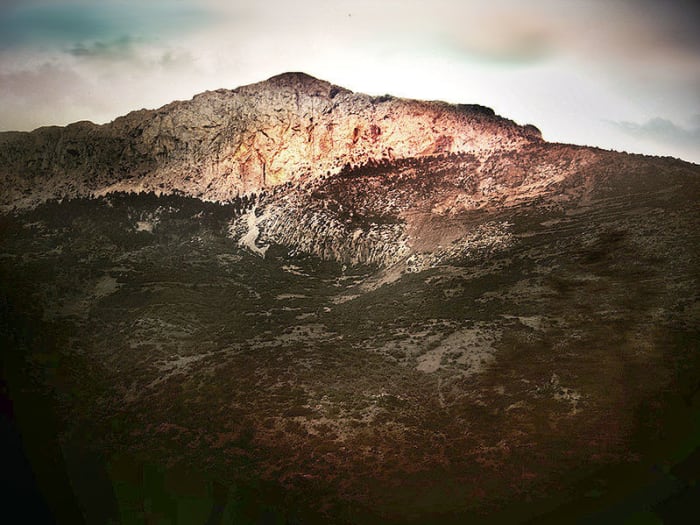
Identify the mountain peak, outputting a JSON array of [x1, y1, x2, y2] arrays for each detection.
[[267, 71, 322, 84], [1, 72, 547, 209], [257, 72, 333, 92]]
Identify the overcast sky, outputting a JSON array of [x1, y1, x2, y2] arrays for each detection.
[[1, 0, 698, 163]]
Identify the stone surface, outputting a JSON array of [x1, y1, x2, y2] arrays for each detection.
[[0, 72, 541, 210]]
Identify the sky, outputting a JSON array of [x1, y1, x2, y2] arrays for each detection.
[[0, 0, 698, 163]]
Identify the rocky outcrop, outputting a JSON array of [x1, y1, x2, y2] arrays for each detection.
[[224, 140, 700, 269], [0, 72, 542, 210], [225, 146, 599, 268]]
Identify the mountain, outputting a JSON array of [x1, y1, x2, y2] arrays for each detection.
[[0, 72, 541, 210], [1, 74, 699, 524]]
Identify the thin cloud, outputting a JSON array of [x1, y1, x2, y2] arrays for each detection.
[[0, 63, 100, 130], [442, 20, 555, 65], [611, 117, 700, 147], [0, 1, 216, 50], [0, 44, 203, 131], [68, 36, 138, 60], [606, 116, 700, 162], [423, 0, 700, 77]]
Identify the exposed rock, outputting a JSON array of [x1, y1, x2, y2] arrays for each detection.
[[0, 72, 541, 210], [225, 144, 600, 267]]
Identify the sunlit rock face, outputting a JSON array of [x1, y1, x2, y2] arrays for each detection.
[[0, 72, 541, 210]]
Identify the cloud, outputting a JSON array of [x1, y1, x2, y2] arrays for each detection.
[[611, 117, 700, 147], [0, 1, 223, 130], [632, 0, 700, 52], [606, 116, 700, 162], [0, 41, 204, 131], [0, 1, 216, 51], [417, 0, 700, 78], [0, 62, 100, 130], [68, 36, 138, 60], [442, 21, 554, 65]]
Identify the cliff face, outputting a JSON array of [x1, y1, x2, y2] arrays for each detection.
[[0, 72, 542, 210]]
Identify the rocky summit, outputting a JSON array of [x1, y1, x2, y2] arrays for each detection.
[[1, 74, 699, 524], [0, 72, 541, 210]]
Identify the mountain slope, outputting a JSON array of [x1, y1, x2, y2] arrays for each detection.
[[1, 158, 698, 523], [1, 73, 699, 524], [229, 142, 698, 274]]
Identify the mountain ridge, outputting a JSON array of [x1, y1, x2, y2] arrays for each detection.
[[0, 72, 545, 210]]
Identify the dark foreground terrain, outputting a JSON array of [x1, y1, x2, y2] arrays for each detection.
[[1, 153, 700, 524]]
